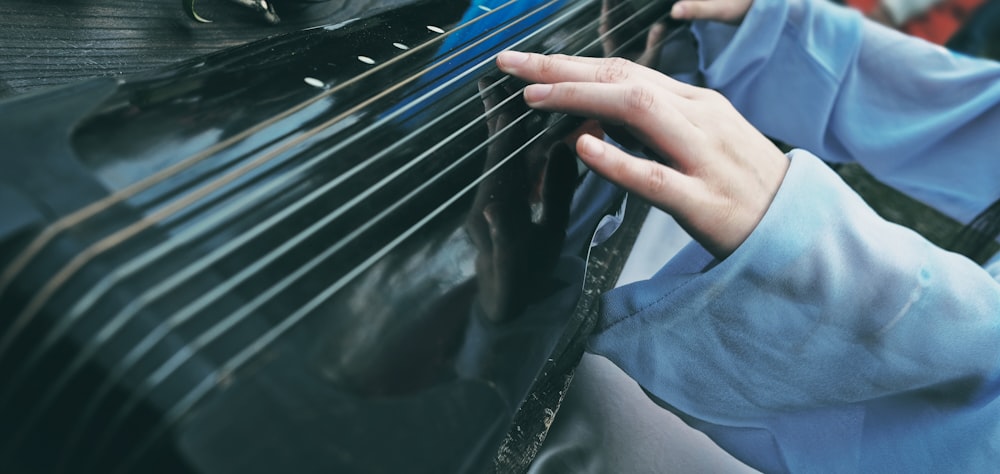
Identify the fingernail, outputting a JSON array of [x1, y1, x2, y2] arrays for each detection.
[[670, 3, 685, 18], [498, 50, 529, 68], [524, 84, 552, 103]]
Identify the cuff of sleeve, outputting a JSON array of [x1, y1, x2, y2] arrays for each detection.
[[590, 150, 1000, 422], [595, 149, 926, 336], [589, 149, 931, 417]]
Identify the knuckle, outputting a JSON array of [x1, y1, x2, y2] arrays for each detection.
[[690, 86, 712, 100], [624, 85, 656, 116], [610, 152, 632, 182], [609, 56, 632, 70], [699, 87, 728, 106], [539, 54, 560, 74], [556, 82, 578, 102], [596, 57, 631, 83], [643, 162, 669, 195]]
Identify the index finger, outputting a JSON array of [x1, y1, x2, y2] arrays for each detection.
[[496, 51, 697, 98], [521, 80, 704, 170]]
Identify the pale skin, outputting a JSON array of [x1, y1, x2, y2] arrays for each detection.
[[495, 0, 785, 259], [670, 0, 755, 24]]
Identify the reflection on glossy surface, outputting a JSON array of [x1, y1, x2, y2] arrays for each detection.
[[184, 0, 281, 24], [0, 0, 671, 472], [468, 76, 577, 323]]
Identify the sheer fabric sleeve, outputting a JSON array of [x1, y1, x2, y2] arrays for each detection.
[[690, 0, 1000, 222], [589, 149, 1000, 423]]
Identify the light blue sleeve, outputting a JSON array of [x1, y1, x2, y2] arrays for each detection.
[[690, 0, 1000, 223], [589, 149, 1000, 424]]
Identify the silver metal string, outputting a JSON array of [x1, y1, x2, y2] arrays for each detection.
[[102, 7, 671, 474], [0, 0, 537, 301], [0, 4, 591, 468], [0, 0, 670, 468], [27, 0, 640, 468], [0, 0, 559, 374]]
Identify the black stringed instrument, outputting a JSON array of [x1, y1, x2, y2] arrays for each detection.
[[0, 0, 671, 472]]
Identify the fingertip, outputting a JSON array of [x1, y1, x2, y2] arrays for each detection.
[[482, 205, 497, 235], [649, 22, 666, 37], [647, 21, 667, 49], [576, 134, 606, 163], [670, 2, 687, 19], [523, 84, 552, 104], [497, 50, 529, 71]]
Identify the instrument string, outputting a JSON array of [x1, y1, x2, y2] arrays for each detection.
[[117, 112, 563, 474], [0, 0, 531, 299], [2, 73, 522, 415], [23, 0, 648, 468], [103, 10, 671, 474], [48, 80, 524, 471], [94, 110, 551, 474], [0, 0, 672, 468], [0, 0, 573, 370]]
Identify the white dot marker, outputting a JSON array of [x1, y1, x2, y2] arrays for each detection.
[[426, 25, 445, 34], [393, 42, 409, 50], [478, 5, 492, 11], [357, 55, 375, 64], [303, 77, 324, 88]]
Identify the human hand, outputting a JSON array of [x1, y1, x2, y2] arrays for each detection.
[[495, 52, 788, 259], [599, 0, 672, 67], [466, 77, 576, 322], [669, 0, 754, 24]]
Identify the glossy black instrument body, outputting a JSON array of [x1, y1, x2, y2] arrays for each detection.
[[0, 0, 664, 472]]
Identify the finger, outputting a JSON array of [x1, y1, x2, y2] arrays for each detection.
[[671, 0, 746, 23], [575, 134, 698, 216], [478, 77, 504, 135], [521, 81, 701, 166], [600, 0, 636, 37], [522, 81, 666, 123], [479, 75, 529, 134], [483, 203, 527, 320], [534, 145, 575, 275], [493, 94, 525, 134], [538, 142, 576, 233], [466, 207, 491, 254], [625, 21, 670, 68], [497, 52, 685, 92], [646, 21, 668, 51], [601, 123, 648, 156], [600, 0, 641, 56], [499, 52, 700, 99]]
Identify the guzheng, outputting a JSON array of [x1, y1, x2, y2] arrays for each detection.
[[0, 0, 668, 472]]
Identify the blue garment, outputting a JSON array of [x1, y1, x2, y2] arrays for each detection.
[[588, 0, 1000, 472]]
